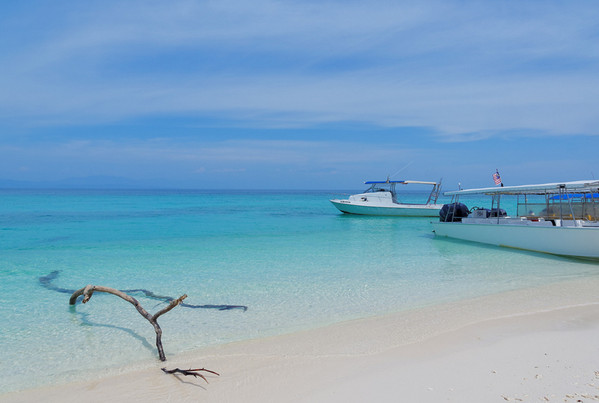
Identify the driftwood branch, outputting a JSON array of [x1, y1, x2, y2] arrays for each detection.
[[161, 367, 220, 383], [42, 270, 247, 311], [69, 285, 186, 361]]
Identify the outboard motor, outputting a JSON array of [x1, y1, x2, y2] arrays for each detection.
[[469, 208, 490, 218], [439, 203, 469, 222], [489, 208, 507, 217]]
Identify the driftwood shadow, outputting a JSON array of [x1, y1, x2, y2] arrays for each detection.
[[40, 270, 248, 312], [71, 307, 156, 353]]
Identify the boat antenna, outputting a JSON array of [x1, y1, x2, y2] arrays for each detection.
[[389, 161, 413, 180]]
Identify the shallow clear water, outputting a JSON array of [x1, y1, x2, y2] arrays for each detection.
[[1, 189, 598, 393]]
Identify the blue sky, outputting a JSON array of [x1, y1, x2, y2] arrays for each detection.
[[1, 0, 598, 190]]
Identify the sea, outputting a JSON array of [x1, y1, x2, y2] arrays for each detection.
[[2, 188, 599, 394]]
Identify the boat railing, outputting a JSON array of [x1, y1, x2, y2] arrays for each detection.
[[426, 180, 442, 205], [517, 200, 599, 222]]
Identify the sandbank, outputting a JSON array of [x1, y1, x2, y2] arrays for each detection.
[[3, 277, 599, 402]]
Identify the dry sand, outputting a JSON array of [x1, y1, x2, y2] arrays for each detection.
[[4, 277, 599, 403]]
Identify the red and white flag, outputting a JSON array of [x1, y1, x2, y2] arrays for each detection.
[[492, 170, 502, 185]]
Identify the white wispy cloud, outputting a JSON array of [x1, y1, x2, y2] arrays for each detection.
[[1, 0, 599, 140], [0, 136, 428, 188]]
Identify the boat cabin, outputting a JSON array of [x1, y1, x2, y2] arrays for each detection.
[[361, 180, 442, 205]]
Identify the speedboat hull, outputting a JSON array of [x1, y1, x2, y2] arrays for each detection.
[[331, 199, 442, 217], [330, 179, 442, 217], [432, 220, 599, 259]]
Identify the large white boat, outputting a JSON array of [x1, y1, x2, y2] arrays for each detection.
[[330, 180, 443, 216], [432, 180, 599, 259]]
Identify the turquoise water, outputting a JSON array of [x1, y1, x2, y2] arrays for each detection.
[[2, 189, 599, 393]]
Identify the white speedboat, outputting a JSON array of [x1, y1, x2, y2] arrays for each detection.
[[330, 180, 443, 216], [432, 180, 599, 259]]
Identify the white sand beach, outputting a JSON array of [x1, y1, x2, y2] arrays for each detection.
[[4, 277, 599, 403]]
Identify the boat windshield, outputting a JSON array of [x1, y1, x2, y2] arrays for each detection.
[[364, 183, 395, 193]]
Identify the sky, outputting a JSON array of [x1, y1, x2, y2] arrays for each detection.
[[1, 0, 599, 190]]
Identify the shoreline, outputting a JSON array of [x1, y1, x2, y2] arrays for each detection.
[[4, 276, 599, 402]]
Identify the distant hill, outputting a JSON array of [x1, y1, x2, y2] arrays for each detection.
[[0, 176, 157, 189]]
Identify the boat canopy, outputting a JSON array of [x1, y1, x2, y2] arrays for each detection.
[[444, 180, 599, 196], [365, 180, 439, 185], [550, 193, 599, 200]]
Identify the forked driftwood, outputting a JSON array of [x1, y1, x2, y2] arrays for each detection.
[[69, 285, 186, 361], [43, 270, 247, 311], [161, 367, 220, 383]]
